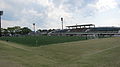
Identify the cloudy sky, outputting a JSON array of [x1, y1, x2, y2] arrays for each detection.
[[0, 0, 120, 30]]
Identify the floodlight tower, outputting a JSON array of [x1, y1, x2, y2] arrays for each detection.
[[61, 17, 63, 30], [33, 23, 35, 33], [0, 11, 3, 37]]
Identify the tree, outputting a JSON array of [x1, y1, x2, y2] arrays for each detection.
[[14, 26, 21, 34], [1, 26, 32, 36], [37, 29, 42, 32], [2, 28, 9, 36], [7, 27, 15, 36], [20, 27, 32, 35], [48, 29, 55, 32]]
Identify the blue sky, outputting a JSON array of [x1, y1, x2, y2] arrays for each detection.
[[0, 0, 120, 30]]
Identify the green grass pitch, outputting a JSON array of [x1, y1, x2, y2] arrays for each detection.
[[0, 36, 120, 67]]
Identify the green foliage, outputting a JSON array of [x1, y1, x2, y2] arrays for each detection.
[[0, 36, 86, 46], [1, 28, 9, 36], [2, 26, 32, 36], [20, 27, 32, 35]]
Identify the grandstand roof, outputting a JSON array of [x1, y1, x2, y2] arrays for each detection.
[[66, 24, 95, 28]]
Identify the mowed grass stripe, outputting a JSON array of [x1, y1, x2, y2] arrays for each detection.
[[0, 37, 120, 67], [0, 41, 59, 67]]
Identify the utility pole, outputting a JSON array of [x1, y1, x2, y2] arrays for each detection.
[[0, 11, 3, 37], [61, 17, 63, 30]]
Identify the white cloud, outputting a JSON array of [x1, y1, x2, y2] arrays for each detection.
[[0, 0, 12, 10], [96, 0, 117, 12], [95, 18, 120, 27], [47, 7, 72, 19], [1, 0, 120, 30], [2, 20, 21, 28], [2, 19, 35, 30], [9, 0, 35, 5], [36, 0, 51, 7], [22, 9, 43, 17], [22, 0, 53, 7]]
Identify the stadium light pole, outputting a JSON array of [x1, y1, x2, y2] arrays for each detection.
[[33, 23, 37, 46], [33, 23, 35, 33], [61, 17, 63, 30], [0, 11, 3, 37]]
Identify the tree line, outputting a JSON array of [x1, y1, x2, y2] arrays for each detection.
[[1, 26, 56, 36], [1, 26, 32, 36]]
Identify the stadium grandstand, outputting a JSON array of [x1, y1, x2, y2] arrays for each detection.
[[48, 24, 120, 38]]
